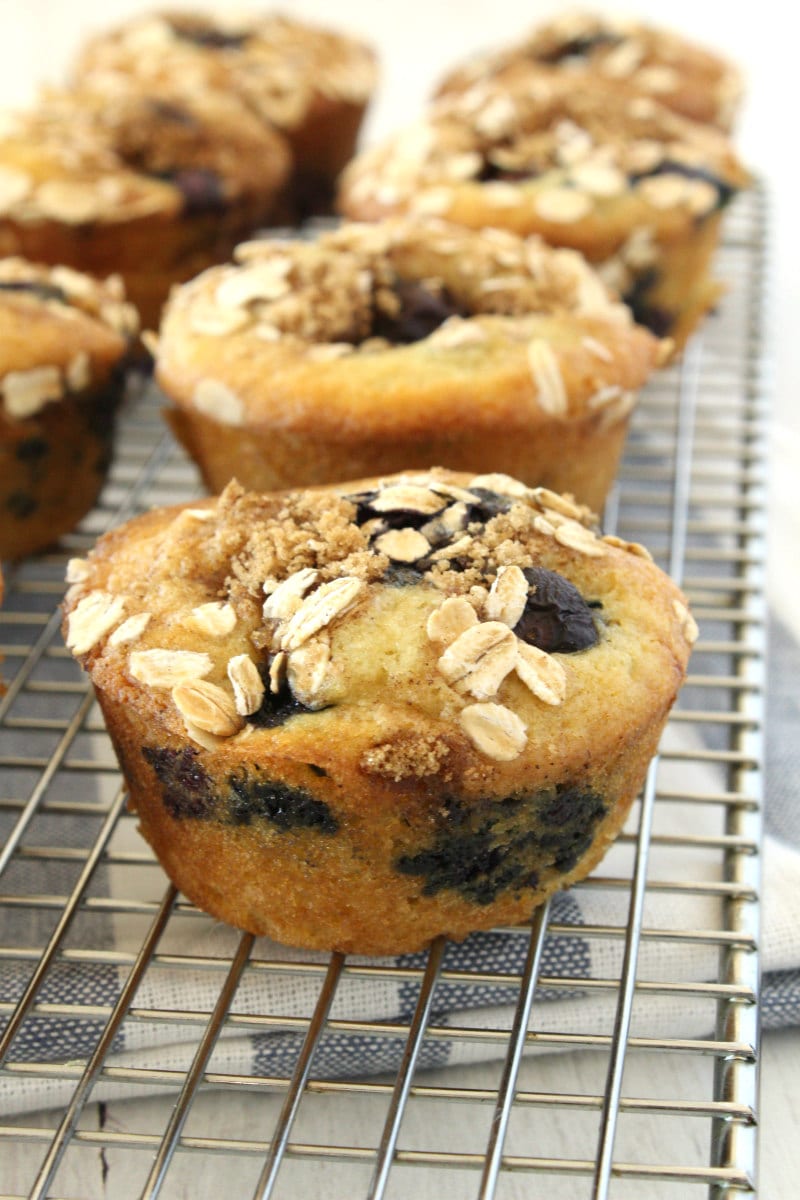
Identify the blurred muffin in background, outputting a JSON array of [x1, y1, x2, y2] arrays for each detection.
[[339, 70, 749, 349], [0, 255, 137, 559], [436, 10, 744, 132], [0, 81, 291, 328], [75, 9, 379, 221]]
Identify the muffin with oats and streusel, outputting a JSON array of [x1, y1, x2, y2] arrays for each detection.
[[0, 82, 291, 328], [436, 11, 744, 132], [75, 9, 379, 220], [0, 257, 137, 560], [155, 217, 664, 511], [63, 469, 696, 955], [338, 71, 749, 349]]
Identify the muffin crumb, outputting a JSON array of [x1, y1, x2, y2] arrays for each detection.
[[361, 731, 453, 781]]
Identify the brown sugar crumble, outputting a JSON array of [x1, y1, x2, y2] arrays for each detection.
[[360, 731, 455, 782], [218, 481, 387, 602], [66, 472, 663, 767], [178, 217, 626, 348]]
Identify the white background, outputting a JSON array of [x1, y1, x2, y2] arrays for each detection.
[[0, 0, 797, 1193]]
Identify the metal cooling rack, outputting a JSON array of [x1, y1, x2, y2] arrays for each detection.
[[0, 186, 767, 1199]]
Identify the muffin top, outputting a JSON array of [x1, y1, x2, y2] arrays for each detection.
[[338, 70, 749, 255], [155, 217, 663, 433], [63, 471, 696, 791], [76, 10, 379, 132], [0, 257, 137, 420], [166, 216, 629, 340], [437, 11, 744, 131], [0, 79, 291, 228]]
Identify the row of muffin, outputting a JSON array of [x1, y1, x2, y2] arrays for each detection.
[[5, 10, 728, 955], [1, 10, 748, 561], [0, 11, 378, 326], [0, 9, 378, 559], [0, 215, 661, 560], [0, 9, 748, 340], [0, 4, 747, 332], [149, 5, 747, 515], [337, 9, 748, 349]]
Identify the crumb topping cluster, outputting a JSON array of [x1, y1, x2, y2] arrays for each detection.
[[0, 257, 137, 419], [173, 217, 625, 349], [341, 69, 746, 225], [439, 11, 743, 131], [64, 472, 693, 768], [77, 12, 378, 131]]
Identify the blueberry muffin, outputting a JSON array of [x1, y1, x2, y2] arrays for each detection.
[[155, 217, 664, 511], [0, 82, 291, 327], [437, 11, 744, 132], [63, 470, 696, 954], [338, 72, 749, 349], [0, 257, 138, 560], [75, 10, 379, 220]]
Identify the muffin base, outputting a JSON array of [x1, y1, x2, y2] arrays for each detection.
[[620, 213, 727, 349], [0, 376, 123, 560], [280, 96, 372, 220], [166, 405, 632, 515], [0, 201, 281, 331], [100, 684, 672, 955]]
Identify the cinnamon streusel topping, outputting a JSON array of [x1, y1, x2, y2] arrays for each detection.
[[339, 69, 747, 224], [66, 472, 669, 766], [172, 216, 629, 350]]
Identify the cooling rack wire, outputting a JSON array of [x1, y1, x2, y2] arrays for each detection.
[[0, 185, 768, 1199]]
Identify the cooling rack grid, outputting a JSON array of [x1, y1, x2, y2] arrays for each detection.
[[0, 185, 767, 1199]]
